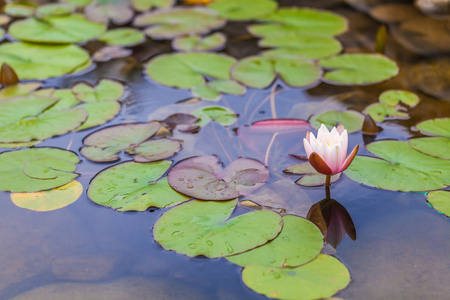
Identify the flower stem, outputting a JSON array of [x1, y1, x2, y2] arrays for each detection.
[[325, 175, 331, 187], [325, 185, 331, 200]]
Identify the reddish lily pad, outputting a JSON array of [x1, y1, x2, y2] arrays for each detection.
[[168, 156, 270, 200]]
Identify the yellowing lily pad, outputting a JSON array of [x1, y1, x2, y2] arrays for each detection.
[[427, 190, 450, 217], [208, 0, 277, 20], [11, 180, 82, 211], [154, 199, 283, 258]]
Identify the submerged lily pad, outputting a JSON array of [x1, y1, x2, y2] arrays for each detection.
[[284, 162, 341, 187], [227, 215, 323, 267], [248, 8, 348, 37], [242, 254, 350, 300], [130, 0, 173, 11], [231, 54, 322, 89], [72, 79, 125, 103], [134, 7, 225, 39], [416, 118, 450, 138], [319, 54, 399, 85], [191, 105, 237, 127], [345, 140, 450, 192], [8, 14, 106, 44], [99, 28, 146, 47], [0, 42, 91, 80], [409, 137, 450, 160], [208, 0, 277, 20], [11, 180, 82, 211], [154, 199, 283, 258], [310, 110, 364, 133], [0, 148, 79, 192], [88, 160, 190, 211], [146, 52, 236, 89], [427, 191, 450, 217], [172, 33, 226, 52], [168, 156, 270, 200]]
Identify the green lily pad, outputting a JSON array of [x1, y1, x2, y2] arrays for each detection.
[[130, 138, 182, 163], [409, 137, 450, 160], [416, 118, 450, 138], [154, 199, 283, 258], [248, 8, 348, 37], [45, 89, 80, 112], [319, 54, 399, 85], [4, 2, 36, 17], [0, 141, 40, 149], [0, 148, 79, 192], [364, 103, 408, 122], [191, 84, 221, 101], [8, 14, 106, 44], [80, 146, 122, 162], [379, 90, 420, 107], [10, 180, 82, 212], [130, 0, 173, 11], [72, 79, 125, 103], [231, 54, 322, 89], [284, 162, 341, 187], [35, 3, 74, 17], [146, 52, 236, 89], [60, 0, 92, 7], [76, 101, 121, 131], [259, 34, 342, 60], [345, 140, 450, 192], [309, 110, 364, 133], [88, 160, 190, 211], [191, 80, 246, 102], [134, 7, 226, 40], [242, 254, 350, 300], [85, 4, 134, 25], [191, 105, 237, 127], [99, 28, 146, 47], [427, 190, 450, 217], [0, 82, 42, 100], [172, 33, 226, 52], [0, 42, 91, 80], [208, 0, 277, 21], [227, 215, 323, 268]]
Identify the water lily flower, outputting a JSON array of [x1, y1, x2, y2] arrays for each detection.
[[303, 124, 359, 176]]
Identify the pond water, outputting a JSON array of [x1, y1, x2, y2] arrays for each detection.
[[0, 0, 449, 299]]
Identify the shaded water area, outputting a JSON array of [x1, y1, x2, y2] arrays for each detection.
[[0, 0, 449, 299]]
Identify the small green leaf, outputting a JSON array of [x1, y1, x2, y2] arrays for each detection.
[[427, 190, 450, 217], [130, 0, 173, 11], [364, 103, 407, 123], [310, 110, 364, 133], [99, 28, 146, 47], [35, 3, 74, 17], [379, 90, 420, 107], [191, 84, 221, 101], [416, 118, 450, 138], [72, 79, 125, 103], [76, 101, 121, 131], [191, 105, 237, 127], [208, 0, 277, 21], [172, 33, 226, 52]]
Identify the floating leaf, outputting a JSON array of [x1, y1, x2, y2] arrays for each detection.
[[208, 0, 277, 20], [227, 215, 323, 267], [11, 180, 82, 211], [46, 89, 80, 112], [191, 80, 245, 101], [191, 84, 220, 101], [379, 90, 420, 107], [146, 52, 236, 89], [4, 2, 36, 17], [172, 33, 226, 52], [427, 191, 450, 217], [35, 3, 75, 17], [409, 137, 450, 160], [0, 42, 91, 80], [364, 103, 407, 123], [85, 4, 134, 25], [0, 148, 79, 192], [134, 7, 225, 39], [162, 113, 199, 131], [345, 140, 450, 192], [93, 46, 132, 62], [309, 110, 364, 133], [231, 54, 322, 89], [88, 160, 190, 211], [318, 54, 399, 85], [76, 101, 121, 131], [416, 118, 450, 138], [284, 162, 341, 187], [0, 82, 42, 100], [168, 156, 269, 200], [130, 0, 174, 11], [154, 199, 283, 258], [191, 105, 237, 127], [248, 8, 348, 37], [8, 14, 106, 44], [61, 0, 92, 7], [72, 79, 125, 103], [242, 254, 350, 300], [99, 28, 146, 47], [80, 146, 122, 162], [130, 138, 182, 163]]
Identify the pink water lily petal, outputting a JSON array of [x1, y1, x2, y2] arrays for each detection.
[[338, 144, 359, 173], [309, 152, 333, 175]]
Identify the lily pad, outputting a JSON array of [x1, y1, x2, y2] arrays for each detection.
[[76, 101, 121, 131], [130, 138, 182, 163], [172, 33, 226, 52], [227, 215, 323, 267], [0, 42, 91, 80], [345, 140, 450, 192], [35, 3, 75, 17], [153, 199, 283, 258], [416, 118, 450, 138], [85, 4, 134, 25], [191, 84, 220, 101], [0, 148, 79, 192], [260, 34, 342, 60], [146, 52, 236, 89], [99, 28, 146, 47], [93, 46, 132, 62], [88, 160, 190, 211], [3, 2, 36, 17], [309, 110, 364, 133], [191, 80, 246, 101], [284, 162, 341, 187], [208, 0, 277, 21], [364, 103, 407, 122], [0, 82, 42, 100], [318, 54, 399, 85], [191, 105, 237, 127], [134, 7, 226, 40], [242, 254, 350, 300], [427, 190, 450, 217], [11, 180, 82, 211], [60, 0, 92, 7], [130, 0, 173, 11], [379, 90, 420, 107], [409, 137, 450, 160], [8, 14, 106, 44], [167, 156, 270, 200], [231, 54, 322, 89], [72, 79, 125, 103], [248, 8, 348, 37], [46, 89, 80, 112]]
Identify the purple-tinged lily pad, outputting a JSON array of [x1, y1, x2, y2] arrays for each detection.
[[162, 113, 199, 131], [85, 4, 134, 25], [172, 33, 226, 52], [168, 156, 270, 200], [93, 46, 133, 62], [130, 138, 182, 163]]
